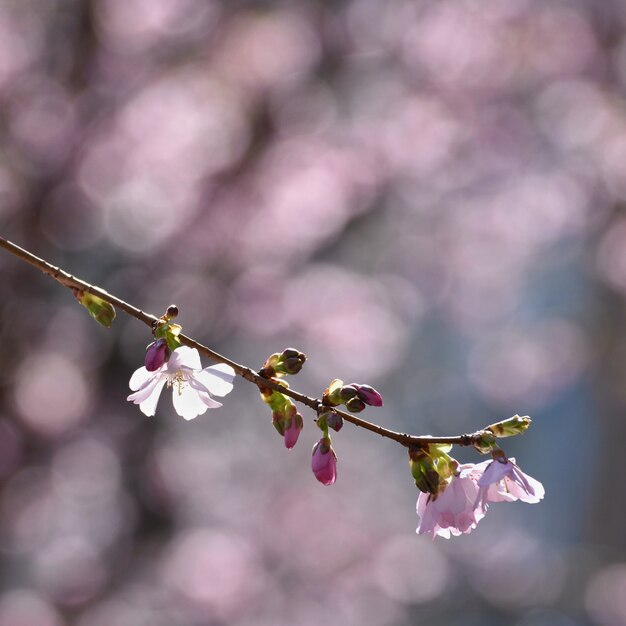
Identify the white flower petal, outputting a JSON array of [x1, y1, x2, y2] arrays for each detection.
[[127, 375, 162, 403], [129, 366, 155, 391], [172, 346, 202, 371], [195, 364, 236, 397], [128, 378, 166, 416], [188, 379, 223, 408], [172, 382, 208, 420]]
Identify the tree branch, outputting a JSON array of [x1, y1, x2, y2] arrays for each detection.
[[0, 235, 487, 448]]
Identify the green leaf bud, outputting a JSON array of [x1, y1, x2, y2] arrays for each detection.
[[487, 415, 532, 438], [73, 290, 116, 328]]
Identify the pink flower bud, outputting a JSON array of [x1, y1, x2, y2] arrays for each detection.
[[325, 412, 343, 432], [311, 438, 337, 486], [283, 409, 303, 449], [338, 385, 359, 403], [145, 339, 170, 371], [355, 384, 383, 407], [344, 396, 366, 413]]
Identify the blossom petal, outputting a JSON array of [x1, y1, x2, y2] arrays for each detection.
[[477, 459, 510, 487], [195, 364, 236, 397], [127, 375, 161, 403], [171, 346, 202, 371], [188, 378, 223, 409], [172, 382, 209, 420], [128, 378, 166, 416], [129, 366, 156, 391], [505, 474, 545, 503]]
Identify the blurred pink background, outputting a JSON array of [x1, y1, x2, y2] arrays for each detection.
[[1, 0, 626, 624]]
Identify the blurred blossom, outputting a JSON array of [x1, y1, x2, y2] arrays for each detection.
[[77, 71, 249, 253], [0, 166, 23, 219], [585, 563, 626, 626], [13, 352, 90, 437], [214, 10, 320, 93], [536, 80, 613, 151], [597, 218, 626, 294], [95, 0, 219, 54], [380, 96, 463, 177], [600, 132, 626, 201], [0, 419, 23, 478], [469, 320, 587, 406], [239, 138, 376, 266], [2, 468, 56, 553], [0, 5, 44, 92], [0, 590, 63, 626], [40, 184, 104, 251], [7, 76, 76, 170], [161, 529, 264, 618], [374, 534, 450, 604], [515, 608, 578, 626], [402, 4, 511, 91], [484, 172, 589, 246], [269, 80, 337, 137], [52, 437, 121, 505], [43, 306, 112, 368], [285, 265, 409, 379], [465, 531, 565, 608], [33, 537, 107, 606]]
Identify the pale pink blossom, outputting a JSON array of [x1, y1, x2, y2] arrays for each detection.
[[311, 438, 337, 485], [416, 464, 486, 539], [127, 346, 235, 420], [475, 457, 544, 510]]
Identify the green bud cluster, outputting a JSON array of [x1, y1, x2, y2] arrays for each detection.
[[260, 348, 307, 378], [73, 289, 116, 328], [259, 380, 303, 445], [409, 444, 458, 496], [154, 319, 183, 352]]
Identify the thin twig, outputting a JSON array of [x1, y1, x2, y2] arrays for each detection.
[[0, 235, 486, 448]]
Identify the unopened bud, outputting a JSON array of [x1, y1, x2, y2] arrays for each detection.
[[145, 338, 170, 371], [165, 304, 179, 320], [487, 415, 532, 438], [283, 406, 303, 449], [311, 437, 337, 486], [281, 348, 301, 360], [272, 348, 307, 376], [355, 384, 383, 407], [281, 357, 304, 375], [344, 396, 366, 413], [325, 412, 343, 432], [338, 385, 359, 403]]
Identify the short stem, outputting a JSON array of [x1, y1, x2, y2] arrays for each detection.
[[0, 235, 487, 448]]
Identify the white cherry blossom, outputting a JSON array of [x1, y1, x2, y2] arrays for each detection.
[[127, 346, 235, 420]]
